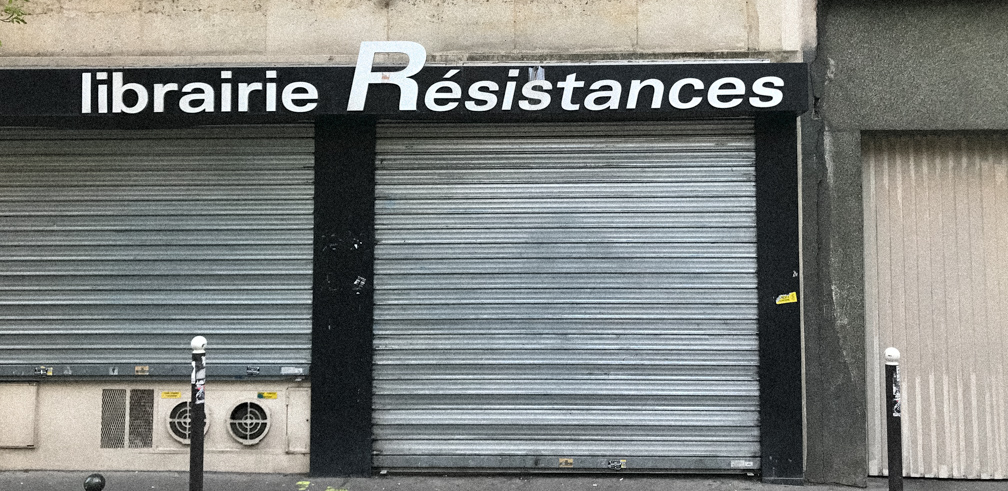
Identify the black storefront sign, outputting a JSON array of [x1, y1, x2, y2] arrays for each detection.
[[0, 44, 807, 121]]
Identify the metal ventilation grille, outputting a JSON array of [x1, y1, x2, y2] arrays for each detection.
[[100, 389, 127, 449], [128, 389, 154, 449], [166, 401, 208, 444], [227, 401, 270, 445]]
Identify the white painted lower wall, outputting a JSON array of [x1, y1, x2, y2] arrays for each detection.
[[0, 380, 310, 473]]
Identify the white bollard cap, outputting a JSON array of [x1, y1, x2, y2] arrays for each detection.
[[884, 347, 900, 365], [191, 336, 207, 354]]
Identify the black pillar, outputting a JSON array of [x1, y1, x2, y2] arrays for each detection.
[[189, 345, 206, 491], [755, 114, 804, 484], [310, 117, 377, 476]]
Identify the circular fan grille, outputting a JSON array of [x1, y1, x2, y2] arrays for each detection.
[[227, 401, 270, 445], [166, 401, 209, 444]]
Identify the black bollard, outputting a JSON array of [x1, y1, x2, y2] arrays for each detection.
[[83, 473, 105, 491], [884, 347, 903, 491], [190, 336, 207, 491]]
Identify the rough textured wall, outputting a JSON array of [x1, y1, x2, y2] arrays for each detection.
[[819, 0, 1008, 131], [0, 0, 815, 65], [805, 0, 1008, 485]]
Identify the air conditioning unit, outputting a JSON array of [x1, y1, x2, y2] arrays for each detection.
[[153, 387, 287, 453]]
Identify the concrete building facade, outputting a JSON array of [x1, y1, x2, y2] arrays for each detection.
[[0, 0, 837, 485], [2, 1, 815, 65]]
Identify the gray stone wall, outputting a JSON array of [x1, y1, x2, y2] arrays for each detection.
[[0, 0, 815, 66], [806, 0, 1008, 485]]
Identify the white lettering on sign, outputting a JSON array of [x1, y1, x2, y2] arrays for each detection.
[[707, 77, 746, 109], [519, 80, 551, 111], [347, 40, 427, 111], [627, 79, 664, 110], [81, 70, 319, 114], [750, 76, 785, 108], [424, 69, 462, 112], [669, 78, 704, 109], [466, 80, 499, 111], [79, 42, 790, 115], [557, 72, 585, 111], [112, 72, 149, 114]]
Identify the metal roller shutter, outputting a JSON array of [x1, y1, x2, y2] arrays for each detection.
[[864, 133, 1008, 479], [0, 125, 314, 378], [373, 120, 759, 471]]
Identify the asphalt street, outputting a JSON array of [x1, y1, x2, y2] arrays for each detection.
[[1, 472, 1005, 491]]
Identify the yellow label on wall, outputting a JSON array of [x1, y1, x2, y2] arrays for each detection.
[[257, 392, 278, 400], [161, 391, 182, 399], [775, 292, 798, 305]]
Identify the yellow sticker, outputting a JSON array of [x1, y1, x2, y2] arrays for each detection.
[[135, 365, 150, 376], [775, 292, 798, 305], [559, 458, 574, 468], [161, 391, 182, 399], [257, 392, 278, 400]]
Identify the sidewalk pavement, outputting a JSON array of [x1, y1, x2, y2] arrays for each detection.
[[2, 472, 1005, 491]]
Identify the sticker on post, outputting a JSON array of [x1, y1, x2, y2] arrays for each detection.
[[892, 365, 902, 417], [192, 355, 206, 405], [775, 292, 798, 305]]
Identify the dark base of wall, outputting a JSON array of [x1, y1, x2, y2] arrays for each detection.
[[762, 477, 805, 486]]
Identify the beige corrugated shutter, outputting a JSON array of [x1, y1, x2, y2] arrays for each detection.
[[864, 133, 1008, 479], [0, 125, 314, 377], [372, 120, 760, 471]]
